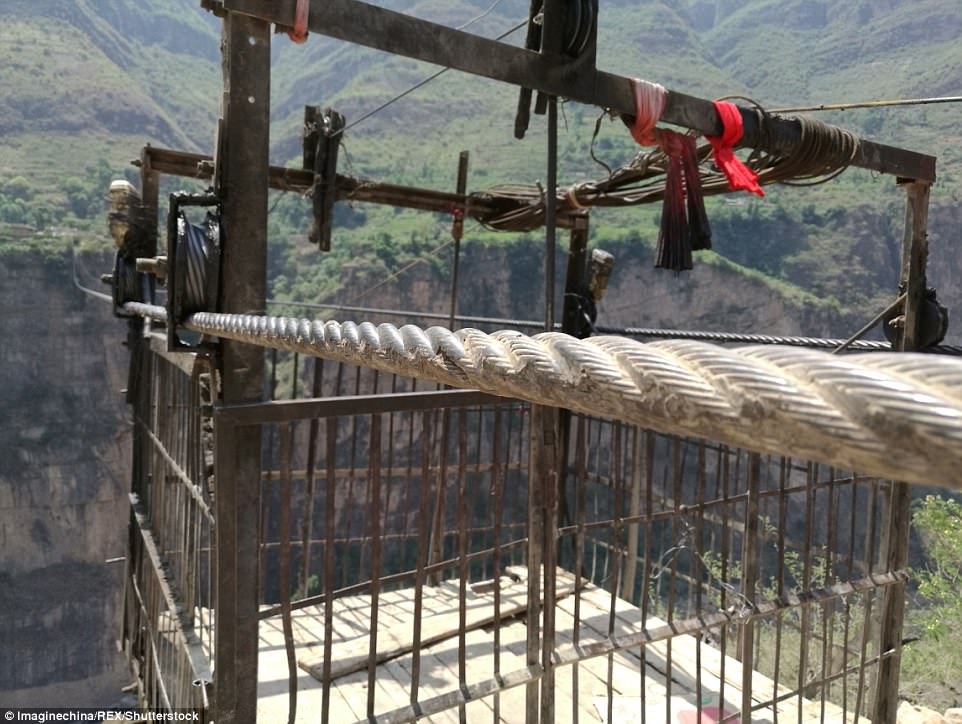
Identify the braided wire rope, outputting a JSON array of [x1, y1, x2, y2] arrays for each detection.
[[125, 303, 962, 490]]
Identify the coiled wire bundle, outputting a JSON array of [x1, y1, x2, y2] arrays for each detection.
[[166, 192, 221, 350], [177, 213, 216, 315], [470, 102, 865, 232]]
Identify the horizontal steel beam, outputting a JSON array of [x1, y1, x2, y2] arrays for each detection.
[[554, 570, 908, 667], [222, 0, 935, 181], [141, 146, 575, 225], [215, 388, 510, 426]]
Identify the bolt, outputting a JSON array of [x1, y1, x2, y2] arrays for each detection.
[[136, 256, 168, 283]]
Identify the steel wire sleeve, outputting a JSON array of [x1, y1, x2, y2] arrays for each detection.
[[125, 303, 962, 490]]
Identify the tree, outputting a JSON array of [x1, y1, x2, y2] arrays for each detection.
[[0, 198, 28, 224], [900, 494, 962, 708], [63, 177, 94, 218], [912, 495, 962, 639], [3, 176, 33, 201]]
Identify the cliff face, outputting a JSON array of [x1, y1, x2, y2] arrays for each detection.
[[0, 248, 131, 706], [927, 204, 962, 345], [346, 237, 863, 339]]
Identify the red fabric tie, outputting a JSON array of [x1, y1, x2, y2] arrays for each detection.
[[706, 101, 764, 197], [287, 0, 309, 44], [624, 78, 712, 271]]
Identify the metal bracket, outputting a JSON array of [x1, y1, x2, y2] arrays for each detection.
[[515, 0, 598, 139], [200, 0, 227, 17], [304, 106, 346, 251]]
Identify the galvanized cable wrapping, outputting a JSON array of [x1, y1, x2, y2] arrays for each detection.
[[126, 303, 962, 489]]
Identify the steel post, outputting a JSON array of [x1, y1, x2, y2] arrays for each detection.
[[213, 10, 271, 724], [872, 179, 932, 724]]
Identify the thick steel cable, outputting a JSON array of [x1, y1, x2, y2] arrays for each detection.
[[124, 303, 962, 490]]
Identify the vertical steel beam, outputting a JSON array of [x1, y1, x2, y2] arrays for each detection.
[[560, 214, 590, 338], [897, 181, 932, 353], [140, 147, 160, 261], [449, 151, 469, 330], [738, 453, 761, 724], [544, 99, 559, 331], [539, 404, 560, 724], [872, 179, 931, 724], [557, 214, 590, 620], [527, 401, 561, 724], [123, 148, 161, 680], [526, 402, 546, 724], [621, 428, 642, 601], [213, 10, 271, 724], [138, 145, 160, 325], [213, 415, 238, 718], [530, 54, 565, 720]]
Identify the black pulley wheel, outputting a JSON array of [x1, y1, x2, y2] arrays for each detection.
[[882, 292, 949, 348], [564, 0, 595, 57], [176, 213, 214, 316], [112, 251, 142, 308]]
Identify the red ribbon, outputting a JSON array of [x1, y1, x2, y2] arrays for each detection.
[[287, 0, 309, 44], [706, 101, 764, 197]]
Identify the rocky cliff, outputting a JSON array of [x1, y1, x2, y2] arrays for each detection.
[[340, 235, 866, 339], [0, 246, 131, 706]]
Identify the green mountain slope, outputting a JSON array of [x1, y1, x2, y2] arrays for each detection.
[[0, 0, 219, 206], [1, 0, 960, 337]]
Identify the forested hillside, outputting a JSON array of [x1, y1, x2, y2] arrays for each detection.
[[2, 0, 960, 336]]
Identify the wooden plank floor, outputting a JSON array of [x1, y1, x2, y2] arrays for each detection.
[[254, 568, 863, 724]]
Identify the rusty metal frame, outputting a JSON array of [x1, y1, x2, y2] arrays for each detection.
[[221, 0, 935, 182], [129, 493, 214, 689], [137, 145, 572, 228], [116, 2, 942, 722], [126, 325, 926, 723], [121, 335, 216, 717], [215, 379, 530, 723]]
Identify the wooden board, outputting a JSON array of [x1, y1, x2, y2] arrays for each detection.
[[299, 567, 575, 682], [558, 586, 867, 724], [252, 568, 862, 724]]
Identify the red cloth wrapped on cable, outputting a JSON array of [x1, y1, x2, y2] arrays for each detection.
[[706, 101, 764, 197]]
